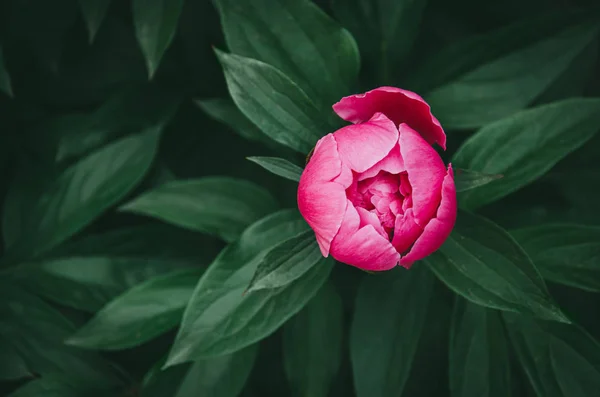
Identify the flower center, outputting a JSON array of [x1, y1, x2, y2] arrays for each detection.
[[346, 171, 412, 240]]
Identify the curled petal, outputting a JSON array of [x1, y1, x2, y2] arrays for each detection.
[[330, 201, 400, 271], [358, 143, 405, 181], [332, 86, 446, 149], [399, 123, 446, 227], [400, 165, 457, 268], [334, 112, 399, 173], [298, 134, 347, 256], [356, 207, 387, 239], [392, 208, 424, 254]]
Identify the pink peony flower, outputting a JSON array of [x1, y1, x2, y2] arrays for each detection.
[[297, 86, 456, 271]]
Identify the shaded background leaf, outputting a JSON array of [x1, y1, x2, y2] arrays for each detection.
[[283, 282, 343, 397], [120, 177, 278, 243], [450, 299, 511, 397], [512, 224, 600, 292], [132, 0, 185, 78]]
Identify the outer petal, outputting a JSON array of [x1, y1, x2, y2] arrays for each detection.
[[333, 112, 399, 173], [298, 134, 347, 256], [400, 165, 457, 268], [332, 86, 446, 149], [399, 123, 446, 227], [358, 143, 405, 181], [330, 201, 400, 271]]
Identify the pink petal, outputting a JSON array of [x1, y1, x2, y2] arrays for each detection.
[[358, 143, 405, 181], [390, 199, 403, 216], [332, 86, 446, 150], [333, 112, 399, 173], [356, 207, 387, 239], [297, 134, 348, 256], [391, 208, 424, 254], [400, 165, 457, 268], [399, 123, 446, 227], [330, 201, 400, 271]]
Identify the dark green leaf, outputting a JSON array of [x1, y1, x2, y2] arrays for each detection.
[[283, 283, 343, 397], [8, 377, 102, 397], [142, 345, 258, 397], [15, 223, 219, 312], [332, 0, 428, 83], [453, 98, 600, 209], [425, 21, 600, 128], [175, 345, 258, 397], [410, 10, 597, 93], [77, 0, 112, 42], [534, 35, 599, 105], [246, 230, 323, 293], [132, 0, 184, 78], [46, 223, 221, 262], [214, 0, 359, 103], [195, 98, 266, 143], [512, 224, 600, 292], [0, 46, 13, 97], [166, 209, 334, 364], [350, 265, 435, 397], [120, 178, 278, 243], [2, 127, 161, 262], [67, 269, 201, 350], [454, 168, 503, 193], [247, 157, 303, 182], [43, 88, 179, 163], [4, 0, 78, 72], [425, 210, 567, 322], [450, 299, 511, 397], [216, 50, 325, 154], [0, 341, 31, 381], [0, 285, 123, 386], [15, 257, 191, 313], [504, 312, 600, 397]]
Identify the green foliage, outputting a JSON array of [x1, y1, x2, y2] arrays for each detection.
[[214, 0, 360, 104], [426, 210, 567, 322], [449, 299, 511, 397], [1, 0, 600, 395], [216, 50, 327, 154], [245, 229, 325, 292], [166, 210, 333, 364], [132, 0, 185, 78], [504, 313, 600, 397], [0, 47, 12, 97], [332, 0, 428, 84], [247, 157, 303, 182], [283, 283, 343, 397], [512, 224, 600, 292], [67, 268, 202, 350], [77, 0, 112, 43], [453, 98, 600, 209], [424, 21, 600, 129], [120, 177, 278, 243], [350, 265, 435, 396]]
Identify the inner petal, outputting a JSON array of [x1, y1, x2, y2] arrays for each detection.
[[347, 171, 412, 242]]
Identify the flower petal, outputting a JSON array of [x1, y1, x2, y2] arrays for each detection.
[[334, 112, 399, 173], [297, 134, 347, 256], [358, 143, 405, 181], [400, 165, 457, 268], [392, 208, 424, 254], [399, 123, 446, 227], [330, 201, 400, 271], [332, 86, 446, 149], [356, 207, 387, 239]]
